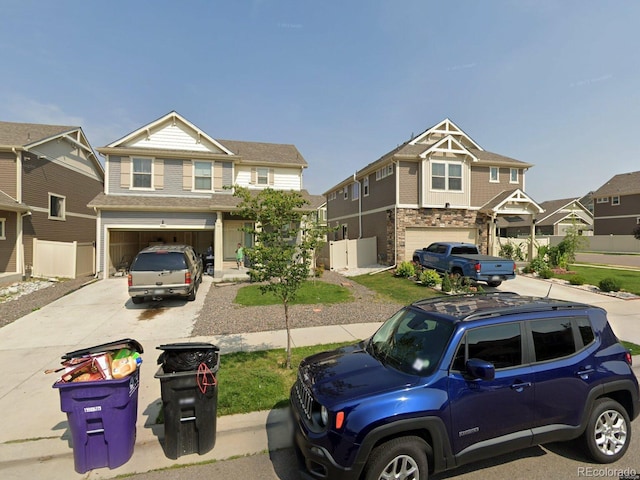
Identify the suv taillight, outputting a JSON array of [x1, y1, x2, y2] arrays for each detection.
[[127, 274, 132, 287], [185, 272, 192, 285], [625, 351, 632, 366]]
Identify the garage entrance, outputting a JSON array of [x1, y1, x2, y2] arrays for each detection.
[[405, 227, 476, 261], [108, 229, 215, 275]]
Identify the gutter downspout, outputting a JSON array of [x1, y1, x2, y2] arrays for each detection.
[[13, 147, 26, 278]]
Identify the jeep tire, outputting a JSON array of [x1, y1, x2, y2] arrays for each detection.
[[583, 398, 630, 463], [363, 436, 429, 480]]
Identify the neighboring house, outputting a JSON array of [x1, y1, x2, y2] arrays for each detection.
[[592, 170, 640, 235], [89, 111, 316, 278], [325, 118, 543, 265], [0, 121, 104, 281], [498, 197, 593, 237]]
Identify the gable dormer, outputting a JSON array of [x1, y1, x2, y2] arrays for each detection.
[[409, 118, 482, 151]]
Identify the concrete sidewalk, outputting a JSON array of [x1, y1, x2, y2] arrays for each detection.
[[1, 273, 640, 479]]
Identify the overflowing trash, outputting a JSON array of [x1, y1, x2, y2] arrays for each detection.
[[47, 339, 143, 383]]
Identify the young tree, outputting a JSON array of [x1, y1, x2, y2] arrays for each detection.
[[233, 186, 330, 368]]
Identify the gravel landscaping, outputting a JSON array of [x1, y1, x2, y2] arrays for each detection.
[[0, 271, 401, 335]]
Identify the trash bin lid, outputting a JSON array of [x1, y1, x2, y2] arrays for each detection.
[[62, 338, 144, 359], [156, 342, 219, 352]]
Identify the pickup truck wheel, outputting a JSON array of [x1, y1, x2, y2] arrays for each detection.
[[487, 281, 502, 287], [363, 436, 429, 480], [582, 398, 630, 463]]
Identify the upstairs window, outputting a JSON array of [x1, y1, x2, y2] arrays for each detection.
[[510, 168, 518, 183], [612, 196, 620, 206], [352, 182, 360, 200], [194, 161, 213, 191], [363, 177, 369, 196], [490, 166, 499, 182], [596, 197, 608, 203], [49, 193, 66, 220], [256, 167, 269, 185], [132, 157, 152, 188], [0, 218, 5, 240], [328, 191, 337, 201], [376, 164, 393, 180], [432, 162, 462, 191]]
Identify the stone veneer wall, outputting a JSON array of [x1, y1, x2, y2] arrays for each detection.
[[387, 208, 489, 264]]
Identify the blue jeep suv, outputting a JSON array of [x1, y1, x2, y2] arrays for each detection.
[[290, 292, 639, 480]]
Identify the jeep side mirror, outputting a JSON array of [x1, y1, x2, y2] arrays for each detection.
[[466, 358, 495, 381]]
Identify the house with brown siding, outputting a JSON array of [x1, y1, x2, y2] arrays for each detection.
[[325, 119, 543, 266], [593, 171, 640, 235], [88, 111, 317, 279], [0, 121, 104, 281]]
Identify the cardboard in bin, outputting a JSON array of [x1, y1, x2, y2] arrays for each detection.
[[156, 342, 219, 373]]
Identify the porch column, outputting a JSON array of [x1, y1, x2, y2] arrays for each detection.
[[214, 212, 223, 278], [528, 219, 536, 262]]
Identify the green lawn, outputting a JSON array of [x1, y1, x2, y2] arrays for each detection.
[[553, 265, 640, 295], [235, 280, 353, 306], [349, 271, 442, 305]]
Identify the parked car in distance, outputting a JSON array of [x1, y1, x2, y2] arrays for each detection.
[[128, 245, 203, 304], [291, 292, 639, 480], [413, 241, 516, 287]]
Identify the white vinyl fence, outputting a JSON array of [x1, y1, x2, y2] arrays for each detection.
[[329, 237, 378, 271], [32, 239, 95, 279]]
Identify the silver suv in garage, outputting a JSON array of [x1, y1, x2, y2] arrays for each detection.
[[128, 245, 203, 304]]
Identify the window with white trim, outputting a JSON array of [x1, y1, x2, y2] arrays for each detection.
[[328, 191, 336, 201], [49, 193, 66, 220], [344, 187, 348, 200], [363, 177, 369, 196], [612, 196, 620, 206], [0, 218, 5, 240], [510, 168, 518, 183], [637, 217, 640, 225], [256, 167, 269, 186], [432, 162, 462, 191], [194, 161, 213, 191], [132, 157, 153, 188], [490, 166, 499, 182], [376, 164, 393, 180], [341, 224, 348, 239], [597, 197, 609, 203], [352, 182, 360, 200]]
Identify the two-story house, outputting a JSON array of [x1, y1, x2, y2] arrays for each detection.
[[325, 118, 543, 266], [0, 121, 104, 282], [592, 170, 640, 235], [88, 111, 314, 279]]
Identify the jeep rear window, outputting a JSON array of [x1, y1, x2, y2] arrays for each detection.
[[130, 252, 187, 271], [368, 307, 454, 376]]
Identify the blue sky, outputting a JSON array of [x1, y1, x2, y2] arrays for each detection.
[[2, 0, 639, 202]]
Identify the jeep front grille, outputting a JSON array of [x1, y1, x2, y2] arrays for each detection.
[[294, 371, 313, 421]]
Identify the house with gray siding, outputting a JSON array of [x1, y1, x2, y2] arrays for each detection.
[[0, 121, 103, 281], [89, 111, 315, 278], [592, 170, 640, 235], [325, 118, 543, 266]]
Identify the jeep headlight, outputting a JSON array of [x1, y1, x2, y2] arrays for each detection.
[[320, 405, 329, 427]]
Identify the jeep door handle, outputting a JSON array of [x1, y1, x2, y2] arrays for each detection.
[[577, 368, 594, 379], [510, 381, 532, 392]]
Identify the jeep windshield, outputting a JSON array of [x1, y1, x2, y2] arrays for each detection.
[[367, 307, 454, 376]]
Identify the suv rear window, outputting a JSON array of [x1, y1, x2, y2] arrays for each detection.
[[130, 252, 188, 271]]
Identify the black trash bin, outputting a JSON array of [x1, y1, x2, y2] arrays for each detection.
[[155, 342, 219, 459], [53, 339, 144, 473]]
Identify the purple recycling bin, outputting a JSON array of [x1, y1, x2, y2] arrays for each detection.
[[53, 369, 140, 473]]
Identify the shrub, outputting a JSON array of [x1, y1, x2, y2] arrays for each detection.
[[568, 275, 585, 285], [599, 277, 621, 293], [441, 273, 453, 292], [499, 242, 524, 261], [539, 267, 554, 279], [419, 269, 441, 287], [396, 261, 416, 278]]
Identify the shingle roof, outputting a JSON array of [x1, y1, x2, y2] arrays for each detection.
[[0, 189, 29, 212], [217, 139, 308, 167], [0, 121, 77, 147], [593, 171, 640, 196], [88, 190, 319, 212]]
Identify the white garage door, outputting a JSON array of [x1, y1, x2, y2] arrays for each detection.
[[405, 227, 476, 260]]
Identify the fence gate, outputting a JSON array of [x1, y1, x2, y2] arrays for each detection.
[[329, 237, 377, 271]]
